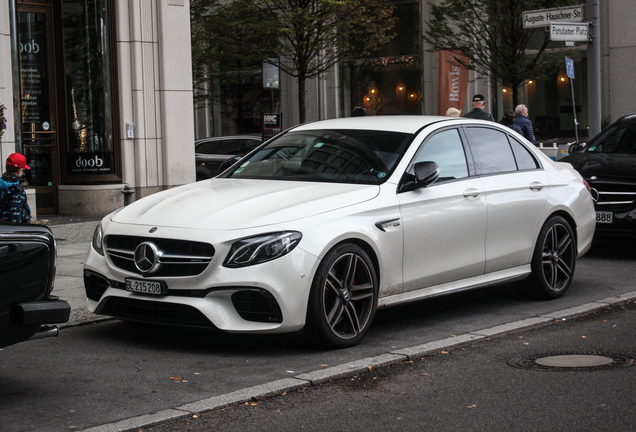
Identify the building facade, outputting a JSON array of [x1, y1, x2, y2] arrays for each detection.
[[0, 0, 195, 217], [195, 0, 636, 150]]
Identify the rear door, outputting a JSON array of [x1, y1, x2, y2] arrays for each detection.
[[464, 127, 548, 272]]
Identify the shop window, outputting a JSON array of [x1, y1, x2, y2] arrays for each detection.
[[62, 0, 119, 182], [346, 2, 422, 116]]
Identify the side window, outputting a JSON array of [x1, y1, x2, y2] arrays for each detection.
[[509, 136, 539, 170], [216, 139, 244, 155], [466, 127, 517, 174], [195, 142, 219, 155], [244, 139, 261, 152], [413, 129, 469, 181]]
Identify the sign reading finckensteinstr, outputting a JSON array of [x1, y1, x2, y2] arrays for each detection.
[[523, 5, 584, 29]]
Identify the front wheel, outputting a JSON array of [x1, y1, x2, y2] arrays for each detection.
[[305, 243, 378, 348], [517, 215, 576, 299]]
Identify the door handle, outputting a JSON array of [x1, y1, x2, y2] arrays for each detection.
[[529, 181, 544, 191], [463, 188, 481, 198]]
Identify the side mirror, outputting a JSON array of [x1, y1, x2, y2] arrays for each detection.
[[414, 161, 441, 187], [398, 161, 440, 193]]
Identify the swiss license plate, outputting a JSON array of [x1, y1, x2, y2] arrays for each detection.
[[125, 278, 165, 295], [596, 211, 613, 224]]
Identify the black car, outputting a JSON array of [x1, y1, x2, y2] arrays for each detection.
[[562, 113, 636, 239], [195, 135, 262, 181], [1, 222, 70, 349]]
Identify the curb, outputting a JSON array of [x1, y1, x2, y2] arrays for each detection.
[[79, 290, 636, 432]]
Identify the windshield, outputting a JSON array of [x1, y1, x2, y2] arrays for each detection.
[[586, 122, 636, 153], [225, 129, 414, 184]]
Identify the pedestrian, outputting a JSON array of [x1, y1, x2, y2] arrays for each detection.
[[352, 107, 366, 117], [445, 107, 461, 117], [514, 104, 536, 144], [0, 153, 31, 223], [463, 94, 495, 121], [499, 110, 523, 134]]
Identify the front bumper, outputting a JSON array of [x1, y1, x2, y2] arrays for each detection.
[[84, 243, 319, 334]]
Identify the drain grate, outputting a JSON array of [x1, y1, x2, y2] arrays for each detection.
[[509, 351, 635, 372]]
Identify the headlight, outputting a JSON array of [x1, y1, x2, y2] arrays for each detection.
[[92, 224, 104, 256], [224, 231, 302, 268]]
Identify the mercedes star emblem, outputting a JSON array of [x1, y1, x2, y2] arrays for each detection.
[[133, 242, 161, 274]]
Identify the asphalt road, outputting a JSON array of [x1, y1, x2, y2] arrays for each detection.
[[0, 240, 634, 432], [146, 301, 636, 432]]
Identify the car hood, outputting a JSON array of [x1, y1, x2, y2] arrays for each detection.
[[110, 179, 380, 230], [562, 152, 636, 180]]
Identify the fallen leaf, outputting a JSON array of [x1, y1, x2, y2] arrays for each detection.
[[441, 351, 448, 354], [192, 415, 198, 418], [321, 364, 328, 367], [467, 405, 477, 409], [601, 320, 608, 323], [367, 366, 373, 372], [134, 366, 142, 372], [170, 377, 183, 381], [251, 403, 258, 406], [582, 336, 587, 339], [523, 343, 530, 346]]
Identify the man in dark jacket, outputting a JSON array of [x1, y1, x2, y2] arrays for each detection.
[[0, 153, 31, 223], [515, 104, 536, 144], [463, 94, 495, 121]]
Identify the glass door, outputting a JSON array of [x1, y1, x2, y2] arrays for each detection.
[[18, 5, 59, 214]]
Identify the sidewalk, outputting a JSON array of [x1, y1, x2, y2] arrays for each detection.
[[38, 215, 109, 327]]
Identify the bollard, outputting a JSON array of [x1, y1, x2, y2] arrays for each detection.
[[120, 184, 135, 206]]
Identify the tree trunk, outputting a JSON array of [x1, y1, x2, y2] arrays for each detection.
[[298, 74, 306, 124]]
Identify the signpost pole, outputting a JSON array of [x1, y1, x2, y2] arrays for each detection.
[[566, 57, 579, 145], [587, 0, 602, 138]]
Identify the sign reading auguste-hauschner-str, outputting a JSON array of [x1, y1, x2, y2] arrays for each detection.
[[523, 5, 584, 29]]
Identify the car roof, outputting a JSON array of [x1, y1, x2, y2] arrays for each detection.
[[291, 115, 481, 134]]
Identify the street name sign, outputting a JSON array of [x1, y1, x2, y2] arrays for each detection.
[[523, 5, 584, 29], [550, 22, 589, 42]]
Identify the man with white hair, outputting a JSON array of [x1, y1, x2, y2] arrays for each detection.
[[515, 104, 536, 144]]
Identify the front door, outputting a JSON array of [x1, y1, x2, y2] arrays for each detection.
[[17, 4, 59, 214]]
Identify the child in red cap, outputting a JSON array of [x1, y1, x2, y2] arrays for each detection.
[[0, 152, 31, 223]]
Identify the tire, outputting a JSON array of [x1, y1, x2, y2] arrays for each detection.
[[305, 243, 378, 348], [517, 215, 576, 300]]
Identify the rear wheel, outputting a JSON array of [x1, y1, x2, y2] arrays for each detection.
[[517, 215, 576, 299], [305, 243, 378, 348]]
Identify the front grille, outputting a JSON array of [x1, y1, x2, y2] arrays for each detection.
[[590, 181, 636, 212], [101, 297, 216, 328], [105, 235, 214, 277], [231, 289, 283, 323]]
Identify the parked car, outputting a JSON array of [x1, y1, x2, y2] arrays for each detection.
[[84, 116, 595, 348], [561, 113, 636, 240], [1, 222, 71, 349], [195, 135, 262, 180]]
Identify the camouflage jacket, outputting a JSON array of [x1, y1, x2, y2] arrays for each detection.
[[0, 172, 31, 223]]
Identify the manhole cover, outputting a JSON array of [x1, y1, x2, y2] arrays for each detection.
[[509, 351, 635, 372]]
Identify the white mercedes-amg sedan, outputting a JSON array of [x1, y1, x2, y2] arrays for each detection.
[[84, 116, 595, 348]]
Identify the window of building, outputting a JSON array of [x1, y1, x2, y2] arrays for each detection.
[[345, 2, 422, 116], [61, 0, 120, 182]]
